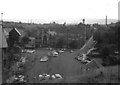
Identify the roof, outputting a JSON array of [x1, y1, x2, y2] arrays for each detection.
[[0, 22, 8, 48], [85, 59, 101, 69], [4, 28, 24, 37], [3, 29, 9, 39], [14, 28, 21, 36], [9, 28, 21, 36]]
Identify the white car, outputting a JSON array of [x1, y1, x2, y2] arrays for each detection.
[[48, 51, 58, 57], [52, 51, 58, 57], [49, 48, 53, 50], [58, 50, 64, 53], [51, 74, 63, 79], [26, 50, 35, 53], [40, 56, 48, 62], [21, 49, 27, 53], [70, 50, 73, 53], [63, 48, 66, 51], [47, 52, 52, 57], [14, 75, 26, 83], [39, 74, 50, 81]]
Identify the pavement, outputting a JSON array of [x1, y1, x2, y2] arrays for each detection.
[[24, 49, 99, 83]]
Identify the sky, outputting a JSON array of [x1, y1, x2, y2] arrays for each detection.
[[0, 0, 119, 23]]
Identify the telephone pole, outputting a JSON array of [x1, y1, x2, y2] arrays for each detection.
[[1, 13, 3, 21], [105, 15, 107, 26], [83, 19, 86, 43]]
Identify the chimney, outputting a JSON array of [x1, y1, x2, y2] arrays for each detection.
[[106, 16, 107, 25]]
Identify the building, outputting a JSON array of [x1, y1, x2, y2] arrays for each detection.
[[3, 26, 25, 44], [0, 21, 8, 71], [35, 29, 57, 47], [8, 28, 21, 47], [85, 59, 100, 70], [25, 37, 35, 48], [0, 21, 8, 49], [81, 59, 103, 74]]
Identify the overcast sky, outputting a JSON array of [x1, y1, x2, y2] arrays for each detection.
[[0, 0, 119, 23]]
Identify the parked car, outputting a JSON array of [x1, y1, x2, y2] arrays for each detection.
[[75, 56, 83, 61], [48, 51, 58, 57], [52, 51, 58, 57], [47, 52, 52, 57], [49, 48, 53, 50], [21, 49, 27, 53], [26, 50, 35, 53], [51, 74, 63, 79], [58, 50, 64, 53], [40, 56, 48, 62], [13, 75, 26, 83], [114, 51, 119, 55], [70, 50, 73, 53], [63, 48, 66, 51], [39, 74, 50, 81]]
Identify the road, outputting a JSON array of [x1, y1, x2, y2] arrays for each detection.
[[24, 49, 85, 83]]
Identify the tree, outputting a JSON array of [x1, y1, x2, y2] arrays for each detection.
[[69, 40, 79, 49], [93, 30, 101, 44], [25, 29, 38, 37], [21, 36, 30, 47], [102, 46, 109, 57], [101, 45, 110, 66], [56, 38, 66, 48]]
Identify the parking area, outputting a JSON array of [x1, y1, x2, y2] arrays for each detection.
[[24, 49, 86, 83]]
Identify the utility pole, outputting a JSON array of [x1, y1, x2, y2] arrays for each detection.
[[84, 27, 86, 43], [105, 15, 108, 26], [1, 13, 3, 21], [83, 19, 86, 43], [65, 22, 69, 49]]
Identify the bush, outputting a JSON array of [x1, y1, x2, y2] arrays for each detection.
[[101, 45, 110, 58]]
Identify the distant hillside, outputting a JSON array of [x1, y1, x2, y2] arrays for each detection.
[[86, 19, 118, 24], [4, 18, 118, 25]]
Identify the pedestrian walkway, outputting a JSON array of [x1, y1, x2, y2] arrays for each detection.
[[78, 36, 97, 55]]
